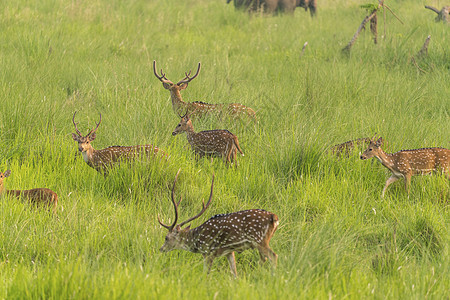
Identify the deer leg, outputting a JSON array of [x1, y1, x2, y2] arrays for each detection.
[[382, 175, 399, 198], [227, 252, 238, 277], [203, 255, 215, 274], [404, 173, 412, 195], [226, 149, 232, 164]]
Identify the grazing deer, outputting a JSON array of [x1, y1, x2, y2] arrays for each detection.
[[172, 111, 244, 165], [0, 170, 58, 213], [71, 112, 166, 175], [153, 60, 256, 120], [330, 137, 372, 158], [158, 169, 279, 277], [360, 136, 450, 197]]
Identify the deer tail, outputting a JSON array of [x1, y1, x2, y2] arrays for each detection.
[[234, 136, 244, 156], [271, 214, 279, 228]]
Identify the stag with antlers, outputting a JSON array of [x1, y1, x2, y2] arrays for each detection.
[[172, 110, 244, 165], [158, 169, 279, 277], [71, 112, 166, 175], [0, 170, 58, 213], [153, 60, 256, 120], [361, 135, 450, 197]]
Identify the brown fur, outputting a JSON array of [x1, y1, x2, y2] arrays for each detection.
[[0, 170, 58, 213], [159, 171, 278, 277], [72, 112, 167, 175], [153, 61, 256, 121], [360, 136, 450, 197], [172, 115, 244, 165], [330, 137, 371, 158]]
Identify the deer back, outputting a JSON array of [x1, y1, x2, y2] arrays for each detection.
[[189, 130, 237, 154], [189, 209, 279, 255], [7, 188, 58, 213], [90, 144, 165, 172], [389, 147, 450, 175]]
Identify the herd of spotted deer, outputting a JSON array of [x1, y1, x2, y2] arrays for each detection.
[[1, 61, 449, 277]]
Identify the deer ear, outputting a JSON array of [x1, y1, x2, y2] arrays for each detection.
[[178, 83, 188, 90], [376, 137, 383, 147], [89, 133, 96, 141], [4, 170, 11, 177], [72, 133, 80, 141], [162, 82, 171, 90]]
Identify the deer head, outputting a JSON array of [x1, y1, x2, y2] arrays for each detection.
[[153, 60, 201, 92], [0, 170, 11, 179], [360, 135, 384, 160], [0, 170, 11, 193], [158, 169, 214, 252], [71, 112, 102, 153], [172, 109, 196, 136]]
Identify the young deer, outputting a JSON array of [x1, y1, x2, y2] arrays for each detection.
[[0, 170, 58, 213], [172, 111, 244, 164], [158, 169, 279, 277], [72, 112, 166, 175], [153, 60, 256, 120], [360, 136, 450, 197]]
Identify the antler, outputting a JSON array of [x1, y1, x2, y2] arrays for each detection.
[[72, 112, 83, 137], [178, 173, 214, 228], [158, 168, 182, 231], [72, 112, 102, 137], [178, 108, 189, 119], [176, 62, 201, 85], [153, 60, 170, 83], [86, 113, 102, 137], [178, 107, 198, 119], [370, 133, 379, 142]]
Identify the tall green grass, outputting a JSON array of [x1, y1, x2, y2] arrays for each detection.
[[0, 0, 448, 298]]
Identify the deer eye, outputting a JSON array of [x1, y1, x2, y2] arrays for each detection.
[[369, 148, 372, 151]]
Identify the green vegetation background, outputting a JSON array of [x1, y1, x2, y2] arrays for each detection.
[[0, 0, 448, 298]]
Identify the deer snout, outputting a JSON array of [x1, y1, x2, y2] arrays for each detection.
[[78, 146, 84, 152], [360, 154, 367, 160], [172, 131, 178, 136]]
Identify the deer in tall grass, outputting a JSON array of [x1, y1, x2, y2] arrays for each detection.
[[153, 60, 256, 120], [172, 110, 244, 165], [158, 169, 279, 277], [330, 137, 372, 158], [72, 112, 166, 175], [0, 170, 58, 213], [360, 136, 450, 197]]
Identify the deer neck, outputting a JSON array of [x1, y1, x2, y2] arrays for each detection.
[[177, 229, 199, 253], [374, 149, 396, 172], [81, 145, 96, 164], [185, 126, 197, 144], [0, 183, 21, 198], [170, 89, 186, 113]]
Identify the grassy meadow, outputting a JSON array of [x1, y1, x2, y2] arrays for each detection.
[[0, 0, 449, 298]]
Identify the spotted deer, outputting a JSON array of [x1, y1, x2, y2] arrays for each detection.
[[330, 137, 372, 158], [158, 169, 279, 277], [153, 60, 256, 120], [71, 112, 166, 175], [172, 110, 244, 164], [0, 170, 58, 213], [360, 136, 450, 197]]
